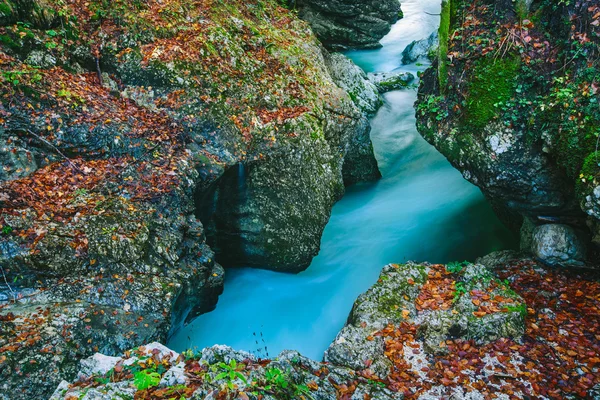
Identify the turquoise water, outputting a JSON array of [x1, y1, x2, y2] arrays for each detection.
[[168, 0, 516, 360]]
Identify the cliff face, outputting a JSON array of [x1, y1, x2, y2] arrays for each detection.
[[296, 0, 402, 51], [416, 0, 600, 264], [0, 0, 383, 397]]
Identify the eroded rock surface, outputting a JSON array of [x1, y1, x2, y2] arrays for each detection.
[[325, 53, 382, 115], [401, 31, 438, 65], [324, 262, 525, 376], [296, 0, 403, 51]]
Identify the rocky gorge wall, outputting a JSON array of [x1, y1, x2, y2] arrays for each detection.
[[0, 0, 393, 397], [415, 0, 600, 267]]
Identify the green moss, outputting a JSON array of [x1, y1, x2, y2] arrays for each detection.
[[376, 265, 428, 317], [556, 126, 597, 178], [378, 79, 410, 90], [464, 55, 521, 131], [533, 68, 600, 180], [0, 0, 14, 18], [576, 151, 600, 202], [438, 0, 451, 93], [0, 33, 20, 50]]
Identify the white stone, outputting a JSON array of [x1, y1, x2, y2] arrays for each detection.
[[531, 224, 586, 266], [49, 380, 70, 400], [488, 133, 512, 155], [141, 342, 180, 363], [79, 353, 122, 377], [159, 362, 187, 387]]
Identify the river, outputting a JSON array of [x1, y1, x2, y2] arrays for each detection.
[[168, 0, 516, 360]]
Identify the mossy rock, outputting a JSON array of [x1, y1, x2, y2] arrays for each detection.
[[464, 55, 521, 131]]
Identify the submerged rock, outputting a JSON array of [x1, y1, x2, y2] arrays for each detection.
[[367, 72, 415, 93], [401, 31, 439, 65], [296, 0, 402, 50]]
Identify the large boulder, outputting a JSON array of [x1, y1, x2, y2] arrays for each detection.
[[296, 0, 403, 50], [325, 53, 382, 115], [322, 53, 383, 185], [325, 262, 525, 377], [531, 224, 586, 266]]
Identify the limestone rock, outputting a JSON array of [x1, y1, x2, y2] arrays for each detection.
[[51, 344, 395, 400], [367, 71, 415, 93], [531, 224, 586, 266], [159, 363, 187, 387], [324, 325, 391, 378], [79, 354, 122, 378], [401, 31, 439, 65], [0, 132, 39, 182], [297, 0, 402, 50], [325, 262, 525, 371], [325, 53, 382, 115]]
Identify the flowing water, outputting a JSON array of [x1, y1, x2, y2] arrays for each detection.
[[169, 0, 517, 360]]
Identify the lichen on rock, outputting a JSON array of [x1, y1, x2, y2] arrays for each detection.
[[325, 262, 525, 378]]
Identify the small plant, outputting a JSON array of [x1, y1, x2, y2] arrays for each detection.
[[367, 379, 386, 389], [454, 281, 468, 302], [417, 95, 449, 121], [446, 261, 469, 274], [133, 369, 161, 390], [2, 69, 42, 87], [1, 225, 13, 235], [252, 330, 269, 358], [181, 349, 196, 360], [293, 383, 313, 398], [101, 226, 117, 235], [264, 367, 289, 391], [56, 87, 85, 106], [214, 359, 247, 390], [73, 188, 89, 197], [505, 303, 528, 318]]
